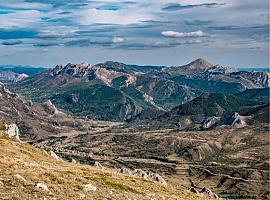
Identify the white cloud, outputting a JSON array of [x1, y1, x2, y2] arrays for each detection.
[[112, 37, 125, 43], [73, 6, 153, 25], [0, 0, 51, 10], [0, 10, 44, 29], [161, 30, 204, 38]]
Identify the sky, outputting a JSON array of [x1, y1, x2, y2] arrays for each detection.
[[0, 0, 269, 68]]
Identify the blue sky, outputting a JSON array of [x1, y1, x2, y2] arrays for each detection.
[[0, 0, 269, 67]]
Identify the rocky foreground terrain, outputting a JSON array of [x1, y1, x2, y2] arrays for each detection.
[[0, 130, 211, 200]]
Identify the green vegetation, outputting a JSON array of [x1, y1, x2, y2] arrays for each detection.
[[219, 189, 258, 199]]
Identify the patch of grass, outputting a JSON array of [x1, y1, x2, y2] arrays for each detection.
[[99, 177, 144, 195], [42, 172, 65, 184]]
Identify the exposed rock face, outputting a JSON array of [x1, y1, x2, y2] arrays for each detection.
[[15, 73, 29, 82], [43, 100, 61, 115], [202, 116, 221, 129], [228, 112, 247, 128], [6, 123, 20, 140], [231, 71, 270, 89]]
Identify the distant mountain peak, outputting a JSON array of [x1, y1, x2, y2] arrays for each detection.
[[186, 58, 214, 69]]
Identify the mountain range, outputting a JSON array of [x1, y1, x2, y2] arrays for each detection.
[[9, 58, 270, 122], [0, 65, 47, 83]]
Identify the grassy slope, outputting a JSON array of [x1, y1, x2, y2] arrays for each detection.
[[0, 135, 204, 200]]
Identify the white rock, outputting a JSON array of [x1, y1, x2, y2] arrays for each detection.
[[0, 180, 3, 187], [14, 174, 26, 182], [83, 184, 97, 192], [50, 151, 62, 161], [6, 123, 20, 140], [94, 161, 104, 169], [36, 182, 49, 191]]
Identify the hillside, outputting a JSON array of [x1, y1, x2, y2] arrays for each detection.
[[0, 135, 204, 200], [237, 88, 269, 102], [131, 92, 267, 130], [0, 84, 118, 139]]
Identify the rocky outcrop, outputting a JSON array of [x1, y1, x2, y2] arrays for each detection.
[[117, 167, 167, 185], [202, 116, 221, 129], [228, 112, 247, 128], [189, 187, 222, 199], [43, 100, 61, 115], [118, 167, 133, 175], [6, 123, 20, 140]]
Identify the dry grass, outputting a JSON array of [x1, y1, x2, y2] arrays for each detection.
[[0, 136, 207, 200]]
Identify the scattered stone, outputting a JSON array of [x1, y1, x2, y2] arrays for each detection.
[[94, 161, 104, 168], [83, 184, 97, 192], [71, 158, 77, 163], [50, 151, 62, 161], [36, 182, 49, 191], [14, 174, 26, 182]]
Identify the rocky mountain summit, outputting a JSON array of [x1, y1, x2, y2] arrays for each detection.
[[10, 58, 270, 121]]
